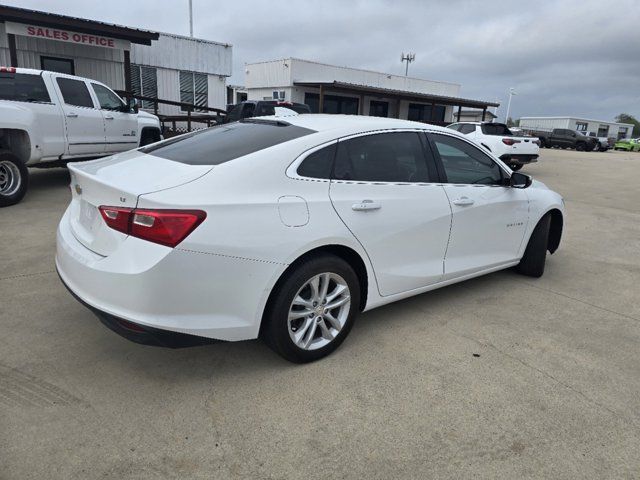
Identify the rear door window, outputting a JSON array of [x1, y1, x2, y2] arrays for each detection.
[[0, 73, 51, 103], [56, 78, 94, 108], [333, 132, 432, 182], [141, 120, 316, 165]]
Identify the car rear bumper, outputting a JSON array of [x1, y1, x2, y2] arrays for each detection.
[[56, 206, 283, 343], [499, 154, 539, 164]]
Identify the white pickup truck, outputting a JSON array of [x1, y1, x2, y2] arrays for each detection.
[[447, 122, 540, 171], [0, 67, 161, 206]]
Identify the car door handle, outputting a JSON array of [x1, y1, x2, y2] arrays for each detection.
[[352, 200, 381, 211], [66, 112, 78, 118], [104, 115, 114, 120], [452, 197, 475, 206]]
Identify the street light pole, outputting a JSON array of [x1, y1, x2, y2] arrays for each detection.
[[188, 0, 194, 37], [505, 87, 517, 124]]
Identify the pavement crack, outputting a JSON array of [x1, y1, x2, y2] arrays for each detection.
[[0, 270, 55, 281], [511, 278, 640, 324]]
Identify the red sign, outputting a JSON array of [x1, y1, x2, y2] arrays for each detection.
[[4, 22, 131, 50]]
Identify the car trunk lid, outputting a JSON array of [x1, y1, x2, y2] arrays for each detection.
[[67, 150, 213, 256]]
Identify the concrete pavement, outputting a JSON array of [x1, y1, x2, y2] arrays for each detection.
[[1, 148, 639, 479]]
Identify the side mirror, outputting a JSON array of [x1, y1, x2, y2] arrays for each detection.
[[120, 96, 139, 113], [510, 172, 532, 189]]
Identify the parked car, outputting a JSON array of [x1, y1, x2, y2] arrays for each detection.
[[613, 138, 640, 151], [582, 131, 611, 151], [447, 122, 540, 170], [527, 128, 598, 151], [0, 67, 162, 207], [224, 100, 311, 123], [56, 115, 564, 363]]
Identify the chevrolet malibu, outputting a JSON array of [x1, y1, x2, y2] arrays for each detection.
[[56, 115, 564, 362]]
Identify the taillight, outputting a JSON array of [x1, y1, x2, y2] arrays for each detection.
[[502, 138, 522, 145], [99, 206, 132, 234], [0, 66, 16, 73], [98, 206, 206, 248]]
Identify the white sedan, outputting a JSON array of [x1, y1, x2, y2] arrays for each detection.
[[56, 115, 564, 362]]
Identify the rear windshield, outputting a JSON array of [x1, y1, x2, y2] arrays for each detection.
[[481, 123, 513, 136], [0, 73, 51, 103], [141, 120, 316, 165]]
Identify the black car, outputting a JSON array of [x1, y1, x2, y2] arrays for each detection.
[[224, 100, 311, 123]]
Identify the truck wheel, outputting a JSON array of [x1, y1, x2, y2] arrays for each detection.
[[576, 143, 586, 151], [0, 151, 29, 207], [538, 139, 546, 148]]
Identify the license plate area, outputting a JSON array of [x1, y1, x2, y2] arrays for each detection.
[[79, 199, 98, 232]]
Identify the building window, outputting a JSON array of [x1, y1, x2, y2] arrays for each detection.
[[272, 90, 285, 100], [304, 93, 359, 115], [597, 125, 609, 137], [575, 122, 588, 131], [180, 71, 208, 111], [41, 56, 74, 75], [618, 127, 628, 140], [408, 103, 446, 123], [369, 100, 389, 117], [131, 64, 157, 109]]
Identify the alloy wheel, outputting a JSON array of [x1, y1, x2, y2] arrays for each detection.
[[0, 160, 21, 196], [287, 272, 351, 351]]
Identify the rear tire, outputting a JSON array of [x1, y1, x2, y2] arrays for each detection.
[[0, 151, 28, 207], [262, 254, 360, 363], [516, 214, 551, 278]]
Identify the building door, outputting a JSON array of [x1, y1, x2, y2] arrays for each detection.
[[427, 132, 529, 279], [91, 83, 139, 153], [54, 77, 106, 156], [329, 131, 451, 296]]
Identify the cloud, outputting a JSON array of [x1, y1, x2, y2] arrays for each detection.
[[5, 0, 640, 121]]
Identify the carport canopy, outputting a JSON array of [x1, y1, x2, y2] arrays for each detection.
[[293, 80, 500, 124]]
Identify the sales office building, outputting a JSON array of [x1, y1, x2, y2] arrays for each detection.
[[0, 5, 232, 115]]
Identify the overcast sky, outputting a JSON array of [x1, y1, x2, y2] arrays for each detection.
[[5, 0, 640, 121]]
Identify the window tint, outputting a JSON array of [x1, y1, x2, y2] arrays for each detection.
[[334, 132, 430, 182], [92, 83, 124, 110], [447, 124, 462, 132], [141, 120, 316, 165], [0, 73, 50, 103], [459, 124, 476, 134], [481, 123, 512, 136], [297, 144, 336, 179], [56, 78, 94, 108], [430, 134, 504, 185]]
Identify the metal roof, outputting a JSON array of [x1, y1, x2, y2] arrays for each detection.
[[293, 81, 500, 109], [0, 5, 159, 45]]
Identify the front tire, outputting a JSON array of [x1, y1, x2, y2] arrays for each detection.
[[0, 151, 28, 207], [262, 254, 361, 363], [516, 214, 551, 278], [576, 143, 586, 151]]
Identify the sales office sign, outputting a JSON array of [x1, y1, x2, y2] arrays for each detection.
[[5, 21, 131, 50]]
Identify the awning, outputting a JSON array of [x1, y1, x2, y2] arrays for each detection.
[[293, 81, 500, 109], [0, 5, 159, 45]]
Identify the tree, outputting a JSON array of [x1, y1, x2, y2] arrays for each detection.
[[615, 113, 639, 136], [506, 116, 515, 127]]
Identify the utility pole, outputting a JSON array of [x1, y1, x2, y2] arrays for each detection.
[[401, 52, 415, 76], [505, 87, 517, 124], [188, 0, 194, 37]]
